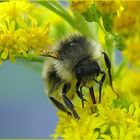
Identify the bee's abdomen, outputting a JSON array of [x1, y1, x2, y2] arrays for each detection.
[[43, 63, 62, 95]]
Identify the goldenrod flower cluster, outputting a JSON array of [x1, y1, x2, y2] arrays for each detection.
[[53, 90, 140, 140], [112, 1, 140, 66], [114, 69, 140, 101], [0, 0, 50, 63], [95, 0, 121, 14], [113, 1, 140, 35], [71, 0, 94, 14]]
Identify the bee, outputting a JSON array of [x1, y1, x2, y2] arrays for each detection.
[[42, 33, 117, 119]]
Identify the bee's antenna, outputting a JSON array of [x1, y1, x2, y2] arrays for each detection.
[[40, 49, 59, 60]]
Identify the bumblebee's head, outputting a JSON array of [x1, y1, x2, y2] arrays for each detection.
[[74, 56, 100, 81]]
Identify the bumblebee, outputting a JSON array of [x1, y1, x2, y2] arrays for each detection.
[[42, 33, 116, 119]]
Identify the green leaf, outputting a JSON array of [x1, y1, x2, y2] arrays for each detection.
[[82, 4, 101, 22], [102, 13, 114, 33], [113, 35, 125, 50]]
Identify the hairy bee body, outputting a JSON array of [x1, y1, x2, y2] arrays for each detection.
[[42, 33, 113, 119]]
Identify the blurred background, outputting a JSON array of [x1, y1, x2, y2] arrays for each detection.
[[0, 62, 58, 138]]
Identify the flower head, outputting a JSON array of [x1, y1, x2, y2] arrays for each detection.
[[95, 0, 121, 14], [114, 69, 140, 101], [0, 0, 51, 63], [53, 94, 140, 139], [71, 0, 94, 14], [123, 35, 140, 66], [112, 1, 140, 35], [113, 10, 138, 35]]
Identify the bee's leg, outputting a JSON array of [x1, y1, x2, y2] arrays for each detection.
[[89, 86, 96, 104], [93, 70, 106, 103], [102, 52, 119, 97], [76, 81, 86, 108], [62, 83, 80, 119], [102, 52, 112, 87], [49, 96, 71, 115]]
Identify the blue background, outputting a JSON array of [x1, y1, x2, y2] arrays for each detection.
[[0, 61, 58, 138]]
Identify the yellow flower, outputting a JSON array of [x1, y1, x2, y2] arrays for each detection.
[[52, 95, 140, 139], [51, 77, 140, 139], [0, 0, 32, 22], [113, 11, 138, 35], [122, 0, 140, 15], [24, 18, 51, 57], [71, 0, 94, 14], [114, 69, 140, 101], [95, 0, 121, 14], [112, 1, 140, 35], [123, 35, 140, 66], [0, 0, 51, 63]]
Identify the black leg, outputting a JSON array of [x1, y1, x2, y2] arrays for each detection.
[[102, 52, 119, 97], [99, 71, 106, 103], [62, 83, 80, 119], [80, 84, 85, 108], [76, 81, 86, 108], [49, 96, 71, 115], [102, 52, 112, 86], [89, 86, 96, 104], [93, 70, 106, 103]]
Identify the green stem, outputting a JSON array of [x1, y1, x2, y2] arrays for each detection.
[[97, 19, 112, 54], [36, 1, 77, 29], [97, 18, 116, 76]]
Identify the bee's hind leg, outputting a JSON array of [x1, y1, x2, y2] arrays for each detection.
[[62, 83, 80, 119], [49, 96, 71, 116]]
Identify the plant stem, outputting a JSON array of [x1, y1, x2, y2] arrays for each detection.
[[36, 1, 77, 29], [97, 18, 115, 75]]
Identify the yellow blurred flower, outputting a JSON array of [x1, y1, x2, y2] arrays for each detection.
[[112, 68, 140, 102], [113, 11, 137, 35], [122, 0, 140, 15], [123, 35, 140, 66], [0, 0, 33, 22], [95, 0, 121, 14], [71, 0, 94, 14], [112, 1, 140, 35]]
